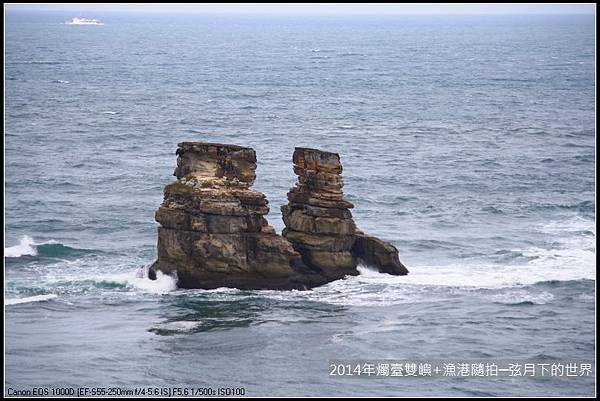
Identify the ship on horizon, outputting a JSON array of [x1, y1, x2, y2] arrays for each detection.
[[65, 17, 104, 26]]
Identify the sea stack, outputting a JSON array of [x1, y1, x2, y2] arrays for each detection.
[[150, 141, 407, 290], [150, 142, 329, 289], [281, 148, 358, 279], [282, 147, 408, 277]]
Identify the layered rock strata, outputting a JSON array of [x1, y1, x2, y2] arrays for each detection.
[[150, 142, 407, 290], [282, 147, 408, 277], [150, 142, 329, 290]]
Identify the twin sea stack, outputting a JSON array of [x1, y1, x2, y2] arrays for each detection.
[[149, 141, 408, 290]]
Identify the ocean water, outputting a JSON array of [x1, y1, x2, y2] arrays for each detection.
[[4, 11, 596, 396]]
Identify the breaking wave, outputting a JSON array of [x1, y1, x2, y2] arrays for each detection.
[[5, 235, 38, 257], [46, 271, 178, 295], [5, 216, 594, 307], [5, 235, 97, 258], [6, 294, 58, 306], [160, 217, 595, 307]]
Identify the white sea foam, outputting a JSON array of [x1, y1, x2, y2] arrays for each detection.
[[578, 293, 595, 301], [154, 218, 595, 307], [250, 217, 596, 307], [253, 255, 591, 308], [171, 286, 241, 296], [127, 271, 178, 294], [6, 294, 58, 306], [102, 111, 117, 115], [5, 235, 60, 257], [382, 252, 594, 290], [5, 235, 38, 257], [48, 270, 178, 295], [397, 217, 596, 289], [9, 217, 593, 307], [490, 290, 555, 305], [151, 320, 203, 333]]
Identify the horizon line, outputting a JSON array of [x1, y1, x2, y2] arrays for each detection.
[[4, 3, 597, 16]]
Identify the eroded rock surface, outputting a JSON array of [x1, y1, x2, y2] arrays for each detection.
[[151, 142, 324, 289], [282, 147, 408, 277], [150, 142, 407, 290]]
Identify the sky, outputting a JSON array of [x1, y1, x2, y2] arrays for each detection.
[[5, 3, 597, 16]]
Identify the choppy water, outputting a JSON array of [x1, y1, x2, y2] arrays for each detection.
[[5, 11, 596, 396]]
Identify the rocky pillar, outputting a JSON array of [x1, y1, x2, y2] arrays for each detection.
[[281, 148, 358, 278], [151, 142, 326, 290], [282, 147, 408, 277], [150, 142, 407, 290]]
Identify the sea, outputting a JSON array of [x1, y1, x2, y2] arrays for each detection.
[[4, 10, 596, 396]]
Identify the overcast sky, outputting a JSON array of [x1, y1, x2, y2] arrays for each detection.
[[6, 3, 597, 15]]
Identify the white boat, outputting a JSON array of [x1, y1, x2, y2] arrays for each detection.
[[65, 17, 104, 26]]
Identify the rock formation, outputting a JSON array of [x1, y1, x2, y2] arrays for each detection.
[[150, 142, 327, 290], [282, 147, 408, 277], [150, 141, 407, 290]]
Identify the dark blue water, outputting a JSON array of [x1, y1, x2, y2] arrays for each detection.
[[5, 11, 595, 396]]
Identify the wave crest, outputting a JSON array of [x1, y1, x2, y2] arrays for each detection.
[[5, 235, 38, 257], [5, 235, 96, 258], [6, 294, 58, 306], [47, 271, 178, 295]]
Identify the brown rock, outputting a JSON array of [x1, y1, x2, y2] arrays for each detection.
[[303, 249, 356, 271], [352, 233, 409, 275], [150, 141, 408, 290], [282, 146, 407, 277], [282, 203, 353, 219], [293, 147, 343, 174], [151, 141, 360, 290], [282, 228, 356, 251], [282, 208, 355, 236], [155, 207, 190, 230], [174, 142, 257, 183], [287, 187, 354, 210]]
